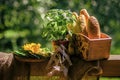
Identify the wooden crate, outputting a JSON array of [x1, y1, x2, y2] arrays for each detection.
[[74, 33, 112, 61]]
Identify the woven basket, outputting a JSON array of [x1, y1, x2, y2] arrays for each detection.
[[73, 33, 112, 61]]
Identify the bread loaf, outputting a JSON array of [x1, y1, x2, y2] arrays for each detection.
[[80, 9, 90, 23], [87, 16, 101, 39], [80, 9, 90, 36], [78, 14, 88, 36]]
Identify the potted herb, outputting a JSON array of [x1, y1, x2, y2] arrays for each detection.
[[41, 9, 76, 51], [40, 10, 76, 77], [41, 9, 75, 41]]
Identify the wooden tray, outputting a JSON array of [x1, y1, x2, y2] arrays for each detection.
[[15, 55, 48, 62]]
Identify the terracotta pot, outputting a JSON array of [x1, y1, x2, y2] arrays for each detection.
[[73, 33, 112, 61]]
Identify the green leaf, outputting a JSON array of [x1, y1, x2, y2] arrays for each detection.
[[41, 9, 75, 40], [14, 50, 27, 57]]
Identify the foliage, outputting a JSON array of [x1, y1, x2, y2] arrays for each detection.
[[41, 9, 75, 40], [0, 0, 55, 51], [0, 0, 120, 54]]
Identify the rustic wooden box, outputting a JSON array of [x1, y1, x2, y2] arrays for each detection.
[[74, 33, 112, 61]]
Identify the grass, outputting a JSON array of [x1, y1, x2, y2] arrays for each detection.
[[100, 77, 120, 80], [30, 76, 120, 80], [30, 76, 59, 80]]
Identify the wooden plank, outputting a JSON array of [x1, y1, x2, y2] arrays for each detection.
[[29, 55, 120, 77], [14, 55, 120, 79], [30, 60, 48, 76], [13, 60, 30, 80], [30, 60, 67, 80], [101, 55, 120, 77]]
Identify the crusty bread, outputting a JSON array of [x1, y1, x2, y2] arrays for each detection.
[[87, 16, 101, 39], [80, 9, 90, 36], [73, 12, 78, 19], [80, 9, 101, 39], [71, 12, 86, 33], [72, 9, 101, 39], [78, 14, 88, 36], [80, 9, 90, 22]]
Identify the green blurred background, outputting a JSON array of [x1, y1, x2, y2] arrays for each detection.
[[1, 0, 120, 53], [0, 0, 120, 79]]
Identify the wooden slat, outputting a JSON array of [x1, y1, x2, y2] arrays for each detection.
[[101, 55, 120, 77], [13, 60, 30, 80], [30, 60, 68, 80], [14, 55, 120, 79], [31, 55, 120, 76], [29, 55, 120, 77]]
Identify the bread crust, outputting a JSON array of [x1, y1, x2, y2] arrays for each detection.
[[88, 16, 101, 39], [80, 9, 90, 22], [80, 9, 90, 36]]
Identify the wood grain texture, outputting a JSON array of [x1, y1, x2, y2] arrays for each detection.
[[16, 55, 120, 77], [1, 53, 120, 80], [101, 55, 120, 77]]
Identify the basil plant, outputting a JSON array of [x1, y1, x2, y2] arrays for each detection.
[[41, 9, 76, 41]]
